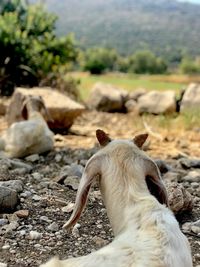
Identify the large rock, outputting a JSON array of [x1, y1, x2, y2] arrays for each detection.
[[180, 83, 200, 112], [88, 83, 128, 112], [137, 90, 176, 115], [6, 87, 85, 130]]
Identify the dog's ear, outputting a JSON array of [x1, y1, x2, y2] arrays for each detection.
[[63, 155, 102, 229], [96, 129, 111, 146], [144, 158, 168, 206], [133, 133, 148, 148]]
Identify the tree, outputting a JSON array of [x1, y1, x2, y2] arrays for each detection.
[[179, 57, 200, 74], [0, 0, 78, 95], [128, 50, 167, 74], [83, 48, 118, 74]]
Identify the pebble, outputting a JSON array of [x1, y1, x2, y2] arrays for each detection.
[[20, 190, 32, 198], [34, 244, 42, 249], [163, 171, 180, 182], [25, 154, 40, 162], [19, 230, 26, 236], [64, 176, 80, 190], [32, 172, 42, 181], [2, 244, 10, 250], [62, 202, 75, 213], [14, 209, 29, 218], [191, 226, 200, 234], [180, 158, 200, 169], [29, 230, 42, 240], [40, 216, 52, 223], [0, 186, 18, 212], [55, 154, 62, 163], [92, 236, 108, 248], [0, 219, 8, 226], [182, 170, 200, 183], [32, 195, 42, 202], [47, 222, 59, 232], [0, 263, 7, 267]]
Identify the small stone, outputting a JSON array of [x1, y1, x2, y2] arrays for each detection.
[[25, 154, 40, 162], [180, 158, 200, 169], [0, 219, 8, 226], [55, 154, 62, 163], [163, 172, 180, 182], [32, 195, 41, 202], [2, 244, 10, 250], [92, 236, 108, 248], [165, 182, 193, 214], [20, 191, 32, 198], [19, 230, 26, 236], [62, 202, 75, 213], [47, 222, 59, 232], [72, 224, 80, 237], [40, 216, 52, 223], [29, 230, 42, 240], [34, 244, 42, 249], [182, 222, 191, 233], [64, 176, 80, 190], [182, 170, 200, 183], [191, 182, 199, 188], [191, 225, 200, 234], [58, 164, 84, 183], [32, 172, 42, 181], [14, 209, 29, 218], [0, 263, 7, 267], [0, 186, 18, 212]]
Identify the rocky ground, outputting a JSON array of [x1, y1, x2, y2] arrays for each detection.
[[0, 111, 200, 267]]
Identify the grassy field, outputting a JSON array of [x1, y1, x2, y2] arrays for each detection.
[[70, 72, 198, 100]]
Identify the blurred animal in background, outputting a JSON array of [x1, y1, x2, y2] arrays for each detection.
[[0, 95, 54, 158]]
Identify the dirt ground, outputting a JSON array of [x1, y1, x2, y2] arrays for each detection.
[[0, 111, 200, 266]]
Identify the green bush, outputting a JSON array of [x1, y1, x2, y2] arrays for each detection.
[[128, 50, 167, 74], [179, 58, 200, 74], [0, 0, 78, 96], [83, 47, 118, 74]]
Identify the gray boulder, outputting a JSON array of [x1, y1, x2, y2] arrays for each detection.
[[88, 83, 128, 112], [137, 90, 176, 115], [180, 83, 200, 112], [6, 87, 86, 130]]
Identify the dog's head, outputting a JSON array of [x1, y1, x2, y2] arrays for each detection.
[[63, 129, 168, 229]]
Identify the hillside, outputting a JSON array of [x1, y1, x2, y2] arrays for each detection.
[[38, 0, 200, 60]]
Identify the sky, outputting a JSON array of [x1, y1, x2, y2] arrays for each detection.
[[178, 0, 200, 3]]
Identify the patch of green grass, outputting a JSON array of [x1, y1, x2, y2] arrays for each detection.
[[75, 73, 186, 100]]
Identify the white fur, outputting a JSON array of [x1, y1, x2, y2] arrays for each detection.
[[0, 96, 54, 158], [41, 139, 193, 267]]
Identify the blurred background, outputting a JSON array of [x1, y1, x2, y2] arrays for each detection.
[[0, 0, 200, 98]]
